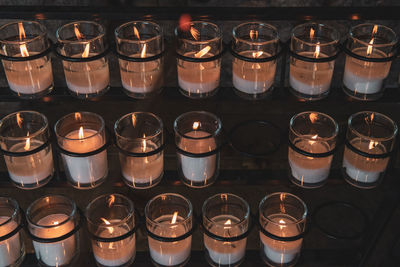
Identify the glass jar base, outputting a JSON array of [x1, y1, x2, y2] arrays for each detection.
[[342, 85, 383, 101], [95, 255, 135, 267], [122, 172, 163, 189], [342, 169, 381, 189], [10, 84, 54, 100], [289, 86, 329, 101], [289, 175, 326, 189], [68, 173, 108, 190], [178, 87, 219, 99], [205, 249, 244, 267], [233, 86, 273, 100], [180, 175, 217, 188], [38, 251, 80, 267], [260, 249, 299, 267], [150, 256, 190, 267], [122, 86, 163, 99], [67, 86, 110, 99], [11, 174, 53, 190]]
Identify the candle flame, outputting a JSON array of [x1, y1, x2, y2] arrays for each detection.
[[369, 140, 379, 150], [78, 126, 84, 139], [19, 44, 29, 57], [310, 28, 315, 40], [133, 26, 140, 40], [18, 22, 26, 40], [131, 114, 137, 127], [190, 27, 200, 41], [16, 113, 23, 128], [100, 218, 114, 234], [142, 134, 147, 152], [311, 134, 318, 140], [171, 211, 178, 224], [278, 218, 286, 230], [141, 43, 147, 58], [108, 195, 115, 207], [82, 43, 90, 58], [194, 46, 211, 58], [250, 30, 258, 40], [224, 219, 232, 225], [193, 121, 200, 130], [367, 25, 378, 56], [365, 113, 374, 124], [24, 132, 30, 151], [252, 51, 263, 58], [74, 23, 85, 40], [309, 113, 318, 123], [74, 112, 82, 121], [314, 42, 320, 58]]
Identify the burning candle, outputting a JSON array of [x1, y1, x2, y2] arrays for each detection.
[[174, 111, 222, 188], [0, 111, 54, 189], [115, 21, 164, 98], [203, 193, 249, 266], [55, 112, 108, 189], [289, 23, 339, 100], [0, 197, 25, 267], [288, 112, 338, 188], [56, 21, 110, 98], [0, 21, 53, 98], [115, 112, 164, 189], [86, 194, 136, 267], [259, 193, 307, 266], [232, 22, 279, 99], [175, 21, 222, 98], [146, 193, 193, 266], [342, 111, 397, 188], [27, 195, 80, 267], [342, 24, 397, 100]]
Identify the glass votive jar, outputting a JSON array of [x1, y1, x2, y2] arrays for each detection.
[[232, 22, 279, 99], [0, 197, 25, 267], [145, 193, 193, 267], [342, 111, 397, 189], [288, 111, 338, 188], [26, 195, 80, 267], [202, 193, 250, 267], [114, 112, 164, 189], [86, 194, 136, 267], [259, 192, 307, 267], [115, 21, 164, 99], [289, 22, 339, 101], [175, 21, 222, 98], [54, 112, 108, 189], [56, 21, 110, 98], [342, 23, 397, 100], [0, 111, 54, 189], [0, 21, 54, 98], [174, 111, 222, 188]]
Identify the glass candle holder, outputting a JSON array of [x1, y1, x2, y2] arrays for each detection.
[[0, 111, 54, 189], [174, 111, 222, 188], [289, 22, 339, 101], [232, 22, 279, 99], [55, 112, 108, 189], [56, 21, 110, 98], [86, 194, 136, 267], [342, 111, 397, 189], [115, 21, 164, 98], [26, 195, 80, 267], [342, 23, 397, 100], [259, 192, 307, 267], [114, 112, 164, 189], [0, 21, 53, 98], [202, 193, 250, 267], [175, 21, 222, 98], [288, 111, 338, 188], [145, 193, 193, 267], [0, 197, 25, 267]]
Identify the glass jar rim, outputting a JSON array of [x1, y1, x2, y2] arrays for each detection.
[[349, 23, 398, 48], [0, 110, 49, 141], [289, 111, 339, 141], [348, 111, 398, 141], [174, 111, 222, 140], [145, 193, 193, 227], [85, 193, 134, 228], [259, 192, 307, 226], [0, 20, 47, 45], [232, 21, 280, 46], [54, 111, 105, 141], [0, 197, 19, 228], [202, 193, 250, 227], [26, 195, 77, 229], [174, 20, 222, 44], [114, 111, 163, 141], [56, 20, 105, 44], [291, 22, 340, 47], [115, 20, 163, 44]]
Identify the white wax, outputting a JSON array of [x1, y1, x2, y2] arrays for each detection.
[[0, 216, 22, 267], [289, 52, 333, 96], [178, 130, 217, 184], [119, 53, 163, 94], [62, 129, 108, 187], [33, 214, 76, 267], [343, 138, 388, 184], [260, 214, 302, 264], [3, 54, 53, 95], [204, 215, 247, 265], [288, 138, 333, 186], [63, 54, 109, 95], [343, 48, 391, 94], [93, 220, 136, 267], [177, 52, 220, 95], [4, 141, 53, 187], [232, 51, 276, 95], [120, 140, 163, 187], [148, 215, 192, 266]]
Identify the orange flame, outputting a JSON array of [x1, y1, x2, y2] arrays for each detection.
[[74, 112, 82, 121], [78, 126, 84, 139], [142, 134, 147, 152], [224, 219, 232, 225], [314, 42, 320, 58], [310, 28, 315, 40], [368, 140, 378, 150], [250, 30, 258, 40], [131, 114, 137, 127], [101, 218, 114, 234], [252, 51, 263, 58], [108, 195, 115, 207], [16, 113, 23, 128], [179, 14, 192, 32], [74, 23, 84, 40], [19, 44, 29, 57], [195, 45, 211, 58], [133, 26, 140, 40], [190, 27, 200, 41], [24, 132, 30, 151], [18, 22, 26, 40], [278, 218, 286, 230], [171, 211, 178, 224], [141, 43, 147, 58], [193, 121, 200, 130], [309, 113, 318, 123], [82, 43, 90, 58], [367, 25, 378, 56]]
